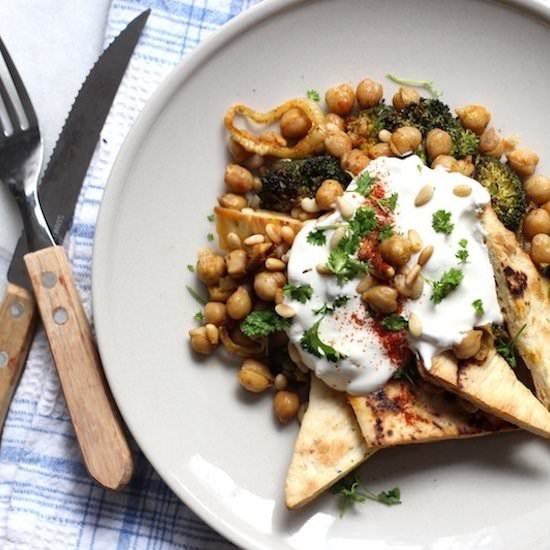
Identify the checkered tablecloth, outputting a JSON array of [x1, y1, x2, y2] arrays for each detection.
[[0, 1, 259, 548]]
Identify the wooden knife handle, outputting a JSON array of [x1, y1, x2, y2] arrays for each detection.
[[24, 245, 133, 490], [0, 283, 36, 429]]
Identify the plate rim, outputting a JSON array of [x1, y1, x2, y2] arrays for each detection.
[[92, 0, 550, 548]]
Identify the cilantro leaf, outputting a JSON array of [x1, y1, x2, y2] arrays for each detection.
[[306, 89, 320, 102], [207, 232, 215, 242], [241, 310, 291, 337], [338, 206, 378, 254], [194, 311, 204, 323], [186, 285, 207, 305], [312, 295, 349, 316], [381, 314, 408, 331], [495, 324, 526, 369], [307, 227, 327, 246], [355, 172, 374, 196], [472, 298, 484, 315], [284, 283, 313, 303], [333, 295, 350, 308], [187, 264, 195, 272], [377, 487, 401, 506], [432, 209, 454, 235], [300, 319, 347, 362], [377, 192, 398, 212], [377, 224, 394, 242], [326, 249, 369, 285], [430, 267, 464, 304], [456, 238, 469, 264], [391, 362, 418, 385], [207, 214, 215, 222]]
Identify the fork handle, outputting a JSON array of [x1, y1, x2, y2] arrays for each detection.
[[24, 245, 133, 490], [0, 283, 36, 429]]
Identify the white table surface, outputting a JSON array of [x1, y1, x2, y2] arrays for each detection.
[[0, 0, 111, 295]]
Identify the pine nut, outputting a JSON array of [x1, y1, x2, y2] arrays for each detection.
[[417, 245, 434, 266], [281, 226, 296, 245], [356, 274, 374, 293], [408, 313, 422, 338], [414, 184, 434, 207], [241, 207, 255, 215], [274, 373, 288, 391], [316, 263, 331, 274], [378, 129, 392, 143], [205, 323, 219, 345], [405, 265, 422, 287], [301, 197, 321, 213], [244, 234, 265, 246], [275, 304, 296, 318], [330, 226, 347, 249], [288, 343, 302, 365], [274, 288, 285, 304], [453, 184, 472, 197], [227, 232, 242, 250], [407, 229, 423, 252], [290, 207, 303, 219], [335, 196, 355, 219], [265, 223, 282, 244], [266, 258, 286, 271]]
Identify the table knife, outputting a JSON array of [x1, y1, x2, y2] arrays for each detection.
[[0, 9, 150, 489]]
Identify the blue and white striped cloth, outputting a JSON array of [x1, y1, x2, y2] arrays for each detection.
[[0, 1, 259, 548]]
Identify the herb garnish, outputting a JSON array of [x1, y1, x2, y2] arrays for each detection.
[[300, 318, 347, 362], [306, 224, 341, 246], [284, 283, 313, 303], [331, 473, 402, 517], [429, 267, 464, 304], [392, 361, 418, 385], [495, 324, 527, 368], [186, 285, 207, 305], [377, 224, 394, 242], [306, 89, 320, 102], [313, 295, 349, 316], [207, 232, 214, 242], [455, 239, 469, 264], [472, 299, 484, 315], [326, 249, 369, 285], [382, 314, 408, 331], [187, 264, 195, 272], [386, 73, 442, 98], [377, 192, 398, 212], [241, 310, 291, 337], [355, 172, 374, 196], [432, 209, 454, 235], [194, 311, 204, 323], [207, 214, 215, 222]]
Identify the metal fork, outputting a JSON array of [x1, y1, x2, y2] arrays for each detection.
[[0, 37, 53, 252]]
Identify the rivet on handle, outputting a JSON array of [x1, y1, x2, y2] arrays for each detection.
[[0, 351, 8, 368], [53, 307, 69, 326], [9, 301, 25, 318], [41, 271, 57, 289]]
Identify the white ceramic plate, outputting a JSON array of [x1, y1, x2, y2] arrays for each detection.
[[93, 1, 550, 548]]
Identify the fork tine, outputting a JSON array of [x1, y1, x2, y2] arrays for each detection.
[[0, 36, 38, 130]]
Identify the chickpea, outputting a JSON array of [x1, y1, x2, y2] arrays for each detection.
[[456, 157, 475, 177], [455, 105, 491, 134], [392, 87, 420, 110], [425, 129, 452, 160], [189, 327, 214, 355], [325, 112, 345, 132], [530, 234, 550, 265], [542, 201, 550, 216], [362, 286, 398, 313], [325, 83, 355, 115], [523, 208, 550, 240], [196, 254, 225, 285], [479, 127, 503, 157], [341, 149, 369, 175], [524, 175, 550, 205], [254, 271, 286, 301], [226, 286, 252, 320], [390, 126, 422, 156], [324, 131, 352, 158], [316, 179, 344, 210], [431, 154, 458, 172], [238, 359, 273, 393], [453, 330, 483, 360], [379, 235, 412, 267], [226, 249, 248, 279], [218, 193, 248, 210], [280, 108, 312, 140], [208, 285, 232, 302], [507, 148, 540, 178], [274, 390, 300, 424], [356, 79, 383, 108], [227, 138, 251, 163], [204, 302, 227, 326], [394, 273, 423, 300], [369, 142, 393, 159], [224, 164, 254, 194]]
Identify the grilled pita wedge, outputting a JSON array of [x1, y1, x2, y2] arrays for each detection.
[[421, 347, 550, 438], [285, 376, 372, 509], [482, 206, 550, 408], [349, 376, 510, 449]]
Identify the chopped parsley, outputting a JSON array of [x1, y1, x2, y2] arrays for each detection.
[[392, 362, 418, 385], [207, 213, 215, 222], [377, 224, 394, 241], [241, 310, 291, 337], [377, 192, 398, 212], [306, 224, 341, 246], [326, 249, 369, 285], [186, 285, 207, 305], [306, 89, 320, 102], [417, 163, 423, 173], [432, 209, 454, 235], [300, 318, 347, 362], [187, 264, 195, 273], [339, 206, 378, 254], [386, 73, 442, 98], [193, 311, 204, 323], [355, 172, 374, 196], [429, 267, 464, 304], [331, 473, 402, 517], [495, 324, 527, 369], [312, 295, 349, 316], [381, 314, 408, 331], [455, 239, 469, 264], [472, 298, 484, 315], [207, 232, 215, 242], [284, 283, 313, 303]]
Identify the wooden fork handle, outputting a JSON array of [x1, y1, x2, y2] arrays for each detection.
[[24, 245, 133, 490], [0, 283, 36, 429]]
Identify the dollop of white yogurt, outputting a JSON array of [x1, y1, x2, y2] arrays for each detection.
[[284, 155, 503, 395]]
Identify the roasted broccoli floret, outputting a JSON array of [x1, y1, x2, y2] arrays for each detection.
[[475, 155, 527, 231], [259, 156, 352, 213], [345, 103, 396, 151], [384, 98, 480, 159]]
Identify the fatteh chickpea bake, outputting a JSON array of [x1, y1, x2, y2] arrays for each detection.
[[186, 74, 550, 511]]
